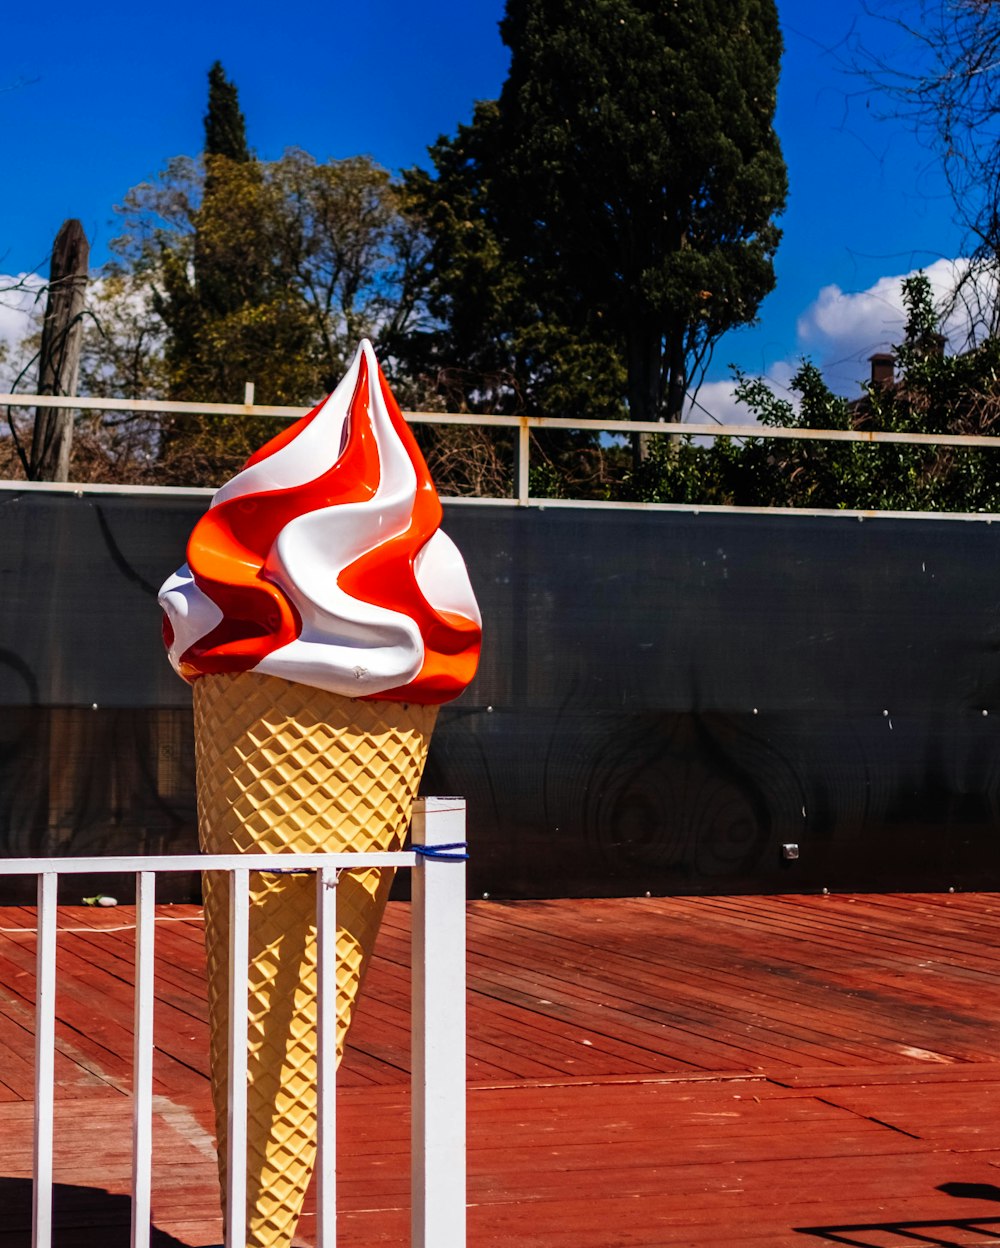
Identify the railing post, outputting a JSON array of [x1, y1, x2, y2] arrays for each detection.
[[8, 847, 456, 1248], [513, 419, 530, 505], [32, 871, 57, 1248], [131, 871, 156, 1248], [226, 869, 250, 1248], [315, 865, 338, 1247], [410, 797, 467, 1248]]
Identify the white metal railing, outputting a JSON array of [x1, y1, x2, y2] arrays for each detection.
[[5, 389, 1000, 506], [1, 795, 467, 1248]]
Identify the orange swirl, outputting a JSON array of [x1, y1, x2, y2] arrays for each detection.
[[174, 353, 481, 704]]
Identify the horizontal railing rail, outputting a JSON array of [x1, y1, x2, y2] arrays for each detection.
[[4, 390, 1000, 506], [2, 795, 467, 1248]]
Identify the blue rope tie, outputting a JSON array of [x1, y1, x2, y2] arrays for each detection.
[[247, 843, 471, 870], [411, 841, 469, 862]]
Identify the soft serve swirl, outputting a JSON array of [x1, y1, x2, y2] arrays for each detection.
[[159, 340, 482, 704]]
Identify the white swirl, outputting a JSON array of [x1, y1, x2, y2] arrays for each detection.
[[158, 339, 481, 695], [160, 563, 223, 677]]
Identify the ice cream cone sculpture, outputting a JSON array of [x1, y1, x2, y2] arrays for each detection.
[[159, 341, 481, 1248]]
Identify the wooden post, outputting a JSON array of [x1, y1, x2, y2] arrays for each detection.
[[29, 219, 89, 481]]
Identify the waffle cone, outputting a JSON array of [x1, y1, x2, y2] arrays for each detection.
[[193, 671, 437, 1248]]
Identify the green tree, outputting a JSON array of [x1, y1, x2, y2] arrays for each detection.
[[117, 149, 425, 407], [621, 274, 1000, 511], [402, 97, 629, 499], [728, 274, 1000, 511], [152, 62, 271, 402], [96, 65, 429, 483], [413, 0, 787, 430], [204, 60, 250, 162], [404, 101, 626, 423], [495, 0, 787, 423]]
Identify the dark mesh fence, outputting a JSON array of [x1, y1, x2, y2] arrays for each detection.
[[3, 486, 1000, 900]]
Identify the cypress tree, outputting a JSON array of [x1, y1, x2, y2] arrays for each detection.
[[415, 0, 787, 427], [497, 0, 787, 422], [204, 61, 250, 163], [154, 60, 264, 435]]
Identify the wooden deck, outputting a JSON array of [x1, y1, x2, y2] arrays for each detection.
[[1, 893, 1000, 1245]]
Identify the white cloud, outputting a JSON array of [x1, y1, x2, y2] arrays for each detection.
[[689, 379, 747, 426], [0, 274, 44, 342], [687, 361, 801, 436], [798, 273, 909, 364], [687, 257, 986, 427], [691, 358, 798, 428], [0, 274, 44, 389], [795, 257, 976, 393]]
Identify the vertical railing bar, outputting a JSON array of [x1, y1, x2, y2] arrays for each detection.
[[131, 871, 156, 1248], [315, 866, 338, 1248], [517, 421, 530, 505], [12, 848, 463, 1248], [411, 798, 468, 1248], [409, 838, 424, 1248], [411, 827, 427, 1244], [32, 871, 57, 1248], [226, 868, 249, 1248]]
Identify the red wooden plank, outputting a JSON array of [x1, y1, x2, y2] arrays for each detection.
[[3, 894, 1000, 1247], [503, 897, 1000, 1064], [466, 909, 914, 1069]]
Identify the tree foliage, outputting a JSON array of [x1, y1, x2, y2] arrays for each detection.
[[25, 35, 1000, 510], [408, 0, 787, 428], [404, 101, 627, 423], [498, 0, 788, 422], [84, 65, 429, 483], [401, 98, 627, 499], [624, 274, 1000, 511], [204, 60, 250, 163]]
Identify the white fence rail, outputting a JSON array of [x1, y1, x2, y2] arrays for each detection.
[[1, 795, 467, 1248], [5, 390, 1000, 506]]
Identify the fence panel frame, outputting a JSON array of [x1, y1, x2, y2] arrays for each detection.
[[3, 795, 468, 1248], [6, 390, 1000, 508]]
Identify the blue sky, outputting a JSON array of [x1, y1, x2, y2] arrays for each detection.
[[0, 0, 967, 411]]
